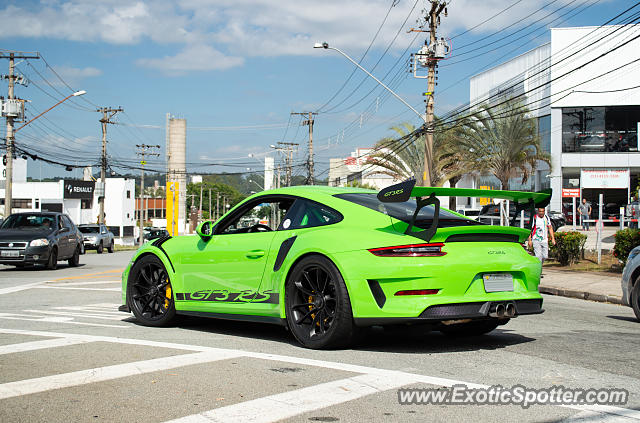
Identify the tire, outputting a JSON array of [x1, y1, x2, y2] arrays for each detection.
[[285, 255, 355, 349], [632, 279, 640, 322], [439, 319, 503, 336], [97, 241, 103, 254], [127, 254, 175, 327], [46, 248, 58, 270], [107, 240, 114, 253], [68, 246, 80, 267]]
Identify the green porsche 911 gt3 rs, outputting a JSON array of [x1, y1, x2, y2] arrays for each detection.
[[120, 180, 550, 349]]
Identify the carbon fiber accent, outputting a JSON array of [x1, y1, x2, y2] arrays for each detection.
[[419, 302, 489, 319], [514, 299, 543, 314], [445, 233, 519, 243]]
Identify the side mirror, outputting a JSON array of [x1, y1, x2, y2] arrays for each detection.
[[196, 221, 214, 239]]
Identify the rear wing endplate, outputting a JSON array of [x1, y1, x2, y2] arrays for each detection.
[[377, 179, 552, 242]]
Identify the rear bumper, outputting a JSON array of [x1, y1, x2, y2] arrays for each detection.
[[354, 299, 543, 326]]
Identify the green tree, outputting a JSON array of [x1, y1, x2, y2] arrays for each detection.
[[457, 100, 550, 190]]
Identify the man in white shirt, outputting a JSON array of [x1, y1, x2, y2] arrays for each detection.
[[527, 207, 557, 266]]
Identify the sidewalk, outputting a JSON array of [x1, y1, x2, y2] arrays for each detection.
[[555, 225, 617, 251], [539, 268, 623, 305]]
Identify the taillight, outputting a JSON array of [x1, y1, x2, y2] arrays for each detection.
[[395, 289, 440, 296], [368, 243, 446, 257]]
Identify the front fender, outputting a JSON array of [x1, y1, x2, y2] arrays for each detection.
[[121, 243, 177, 306]]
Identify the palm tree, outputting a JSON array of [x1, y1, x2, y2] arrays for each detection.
[[455, 100, 550, 190], [366, 121, 469, 187]]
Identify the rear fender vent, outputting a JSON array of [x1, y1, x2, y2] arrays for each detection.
[[445, 233, 519, 243], [367, 280, 386, 308]]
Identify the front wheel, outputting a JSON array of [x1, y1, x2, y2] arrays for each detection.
[[45, 248, 58, 270], [68, 246, 80, 267], [127, 254, 175, 326], [107, 241, 114, 253], [97, 242, 103, 254], [285, 256, 355, 349], [632, 279, 640, 322], [439, 320, 504, 336]]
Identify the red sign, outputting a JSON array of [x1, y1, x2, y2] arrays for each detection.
[[562, 188, 580, 198]]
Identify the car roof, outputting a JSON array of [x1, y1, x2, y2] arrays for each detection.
[[79, 224, 100, 226], [248, 185, 376, 199]]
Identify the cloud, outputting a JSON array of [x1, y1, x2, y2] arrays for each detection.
[[54, 66, 103, 79], [136, 44, 244, 73], [0, 0, 594, 73]]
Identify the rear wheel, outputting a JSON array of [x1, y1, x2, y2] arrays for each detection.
[[97, 241, 103, 254], [46, 248, 58, 270], [127, 255, 175, 326], [67, 246, 80, 267], [632, 279, 640, 322], [439, 320, 503, 336], [107, 240, 114, 253], [285, 256, 355, 349]]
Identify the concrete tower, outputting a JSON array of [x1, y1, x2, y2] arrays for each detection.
[[166, 114, 187, 234]]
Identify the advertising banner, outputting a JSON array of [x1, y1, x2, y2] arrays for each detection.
[[166, 181, 179, 236], [580, 169, 629, 189], [562, 188, 580, 198], [63, 180, 95, 199]]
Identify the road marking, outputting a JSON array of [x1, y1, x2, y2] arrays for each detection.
[[0, 282, 42, 295], [0, 328, 638, 421], [0, 338, 92, 355], [23, 309, 127, 321], [52, 269, 123, 281], [46, 280, 120, 286], [166, 373, 413, 423], [36, 286, 120, 292], [0, 350, 241, 400], [0, 313, 127, 328]]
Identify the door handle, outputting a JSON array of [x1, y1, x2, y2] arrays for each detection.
[[246, 250, 265, 259]]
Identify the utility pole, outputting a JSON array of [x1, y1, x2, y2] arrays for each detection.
[[274, 142, 298, 186], [291, 112, 317, 185], [1, 52, 39, 217], [216, 192, 220, 220], [409, 1, 448, 186], [208, 188, 212, 221], [135, 144, 160, 245], [97, 107, 123, 224]]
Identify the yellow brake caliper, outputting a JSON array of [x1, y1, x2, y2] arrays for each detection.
[[165, 278, 172, 308]]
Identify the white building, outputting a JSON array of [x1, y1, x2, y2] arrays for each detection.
[[328, 148, 396, 189], [1, 177, 136, 244], [468, 24, 640, 212]]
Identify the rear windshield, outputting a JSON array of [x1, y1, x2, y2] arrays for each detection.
[[334, 193, 481, 229], [79, 226, 99, 234]]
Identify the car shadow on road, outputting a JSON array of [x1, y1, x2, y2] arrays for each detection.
[[606, 314, 639, 323], [129, 315, 535, 352]]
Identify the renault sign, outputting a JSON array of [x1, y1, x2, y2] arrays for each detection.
[[63, 180, 95, 199]]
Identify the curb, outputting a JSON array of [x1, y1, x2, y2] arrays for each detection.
[[539, 286, 623, 305]]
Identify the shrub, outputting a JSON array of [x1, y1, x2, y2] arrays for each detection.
[[613, 228, 640, 264], [550, 231, 587, 265]]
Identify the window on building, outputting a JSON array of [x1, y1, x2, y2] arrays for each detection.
[[126, 190, 131, 199], [538, 115, 551, 153], [81, 199, 93, 209], [13, 199, 32, 209], [562, 106, 639, 152]]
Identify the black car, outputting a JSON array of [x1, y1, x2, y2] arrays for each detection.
[[143, 227, 170, 241], [478, 203, 565, 232], [0, 212, 83, 269]]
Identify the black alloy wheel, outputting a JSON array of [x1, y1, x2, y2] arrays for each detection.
[[46, 247, 58, 270], [128, 255, 175, 326], [68, 246, 80, 267], [285, 256, 355, 349]]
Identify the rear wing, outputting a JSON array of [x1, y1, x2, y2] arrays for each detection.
[[377, 179, 552, 242]]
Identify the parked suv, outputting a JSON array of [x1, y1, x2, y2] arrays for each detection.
[[79, 224, 114, 254], [0, 212, 83, 269]]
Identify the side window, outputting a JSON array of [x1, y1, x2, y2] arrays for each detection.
[[61, 215, 72, 229], [216, 197, 295, 235], [285, 200, 342, 230]]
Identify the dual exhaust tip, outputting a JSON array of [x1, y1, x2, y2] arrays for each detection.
[[489, 302, 516, 318]]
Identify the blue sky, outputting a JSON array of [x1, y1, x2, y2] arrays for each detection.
[[0, 0, 628, 180]]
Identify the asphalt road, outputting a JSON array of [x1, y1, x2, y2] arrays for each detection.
[[0, 252, 639, 423]]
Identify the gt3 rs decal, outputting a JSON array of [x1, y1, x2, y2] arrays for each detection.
[[175, 290, 278, 304]]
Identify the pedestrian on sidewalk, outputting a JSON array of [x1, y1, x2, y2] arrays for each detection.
[[528, 207, 556, 269], [578, 198, 591, 231]]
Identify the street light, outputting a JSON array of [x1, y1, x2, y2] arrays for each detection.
[[4, 90, 86, 217], [314, 42, 425, 123]]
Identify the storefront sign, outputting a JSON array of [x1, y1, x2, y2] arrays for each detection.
[[63, 180, 95, 199], [562, 188, 580, 197], [580, 169, 629, 189]]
